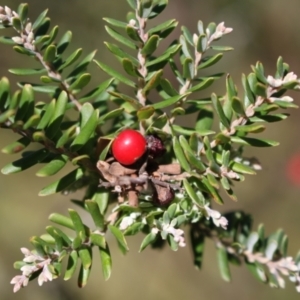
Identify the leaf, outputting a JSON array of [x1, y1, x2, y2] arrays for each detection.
[[105, 26, 136, 49], [126, 24, 142, 42], [198, 53, 223, 69], [98, 243, 112, 280], [36, 154, 68, 177], [39, 168, 84, 196], [152, 93, 189, 109], [217, 246, 231, 282], [104, 42, 138, 64], [109, 91, 142, 109], [159, 78, 178, 97], [103, 17, 127, 29], [69, 209, 88, 242], [2, 137, 31, 154], [122, 58, 139, 77], [78, 248, 92, 270], [58, 48, 83, 71], [181, 26, 193, 45], [1, 148, 49, 174], [91, 233, 106, 248], [188, 78, 215, 93], [92, 187, 110, 215], [9, 68, 47, 76], [64, 250, 78, 281], [36, 99, 56, 130], [146, 44, 181, 67], [235, 123, 265, 134], [70, 109, 99, 151], [108, 225, 129, 254], [85, 200, 105, 230], [77, 262, 91, 288], [196, 107, 213, 132], [49, 213, 75, 230], [69, 73, 91, 91], [173, 136, 191, 172], [137, 106, 155, 121], [32, 9, 48, 30], [231, 136, 279, 147], [211, 93, 230, 129], [143, 70, 163, 94], [183, 179, 205, 206], [43, 44, 57, 63], [141, 35, 159, 56], [15, 84, 34, 122], [68, 50, 97, 78], [94, 60, 136, 88], [190, 227, 205, 269], [139, 232, 157, 252], [57, 31, 72, 55], [148, 19, 178, 38]]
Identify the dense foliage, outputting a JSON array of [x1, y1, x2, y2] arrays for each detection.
[[0, 0, 300, 294]]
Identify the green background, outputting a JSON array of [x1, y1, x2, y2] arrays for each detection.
[[1, 0, 300, 299]]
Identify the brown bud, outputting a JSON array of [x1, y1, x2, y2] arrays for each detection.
[[152, 184, 175, 207], [146, 135, 166, 158]]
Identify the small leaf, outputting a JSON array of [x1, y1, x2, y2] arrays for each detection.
[[70, 109, 99, 151], [39, 168, 84, 196], [98, 243, 112, 280], [152, 93, 189, 109], [137, 106, 155, 121], [1, 148, 49, 174], [77, 262, 91, 288], [231, 136, 279, 147], [78, 248, 92, 270], [43, 44, 57, 63], [32, 9, 48, 30], [122, 58, 139, 77], [173, 136, 191, 172], [183, 179, 205, 206], [36, 154, 68, 177], [143, 70, 163, 94], [9, 68, 46, 76], [108, 225, 129, 254], [141, 35, 159, 56], [57, 31, 72, 55], [103, 17, 127, 28], [198, 53, 223, 69], [94, 60, 136, 88], [2, 137, 31, 154], [49, 213, 75, 230], [85, 200, 105, 230], [188, 77, 215, 93], [139, 232, 157, 252], [211, 93, 230, 129], [64, 250, 78, 281], [195, 107, 213, 132], [69, 73, 91, 91], [58, 48, 83, 71], [105, 26, 136, 49], [197, 34, 207, 53], [69, 209, 88, 241], [217, 246, 231, 282]]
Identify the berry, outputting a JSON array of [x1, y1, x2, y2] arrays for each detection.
[[112, 129, 146, 166], [146, 135, 166, 158]]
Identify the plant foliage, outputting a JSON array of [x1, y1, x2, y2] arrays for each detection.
[[1, 0, 300, 294]]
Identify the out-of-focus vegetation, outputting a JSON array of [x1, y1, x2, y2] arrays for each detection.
[[1, 0, 300, 299]]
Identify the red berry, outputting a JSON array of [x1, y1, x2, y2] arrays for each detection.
[[112, 129, 146, 165]]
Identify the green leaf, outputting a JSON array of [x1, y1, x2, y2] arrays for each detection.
[[197, 34, 207, 53], [235, 123, 265, 134], [17, 82, 57, 93], [92, 187, 110, 215], [139, 232, 157, 252], [49, 213, 75, 230], [122, 58, 140, 77], [9, 68, 47, 76], [181, 26, 193, 45], [15, 84, 34, 122], [137, 106, 155, 121], [202, 177, 223, 204], [105, 26, 136, 49], [91, 233, 106, 248], [159, 78, 178, 97], [69, 73, 91, 91], [109, 91, 142, 109], [126, 25, 142, 42], [78, 248, 92, 270], [127, 0, 137, 9], [103, 18, 127, 29], [13, 45, 34, 56], [46, 91, 68, 139], [108, 225, 129, 254], [68, 50, 97, 78], [183, 57, 194, 79], [85, 200, 105, 230], [1, 148, 49, 174], [152, 93, 189, 109], [69, 209, 88, 241], [64, 250, 78, 281], [141, 35, 159, 56], [146, 44, 181, 67], [149, 0, 168, 18], [143, 70, 163, 94], [57, 31, 72, 55], [94, 60, 136, 88], [104, 42, 138, 63], [43, 44, 57, 63], [77, 262, 91, 288], [36, 154, 68, 177], [211, 93, 230, 129], [36, 99, 56, 130], [98, 243, 112, 280], [196, 107, 213, 132], [17, 3, 28, 23], [32, 9, 48, 30], [173, 136, 190, 172], [187, 77, 215, 93], [231, 136, 279, 147], [183, 179, 205, 206], [217, 246, 231, 282], [180, 35, 192, 58], [210, 45, 233, 51], [148, 19, 178, 38], [39, 168, 84, 196], [2, 137, 31, 154], [190, 227, 205, 269], [0, 36, 14, 45], [231, 97, 245, 116], [58, 48, 83, 71], [198, 53, 223, 69]]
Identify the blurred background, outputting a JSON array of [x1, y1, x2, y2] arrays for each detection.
[[1, 0, 300, 299]]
